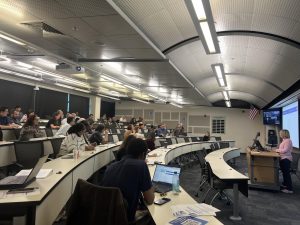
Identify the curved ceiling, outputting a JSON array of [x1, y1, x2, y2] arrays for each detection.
[[0, 0, 299, 108]]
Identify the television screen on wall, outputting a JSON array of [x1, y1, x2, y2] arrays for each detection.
[[263, 108, 281, 125]]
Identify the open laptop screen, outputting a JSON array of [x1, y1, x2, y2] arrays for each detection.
[[152, 164, 181, 184]]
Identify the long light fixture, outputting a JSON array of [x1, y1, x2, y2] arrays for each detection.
[[0, 33, 26, 46], [33, 69, 89, 87], [225, 100, 231, 108], [222, 90, 229, 101], [35, 58, 58, 68], [124, 84, 140, 92], [132, 98, 150, 104], [185, 0, 220, 54], [212, 63, 227, 87], [98, 94, 120, 101], [0, 68, 42, 81], [101, 75, 122, 85], [170, 102, 183, 108], [55, 83, 90, 93], [17, 61, 33, 69]]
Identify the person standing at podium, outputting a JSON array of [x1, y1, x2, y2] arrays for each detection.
[[275, 129, 293, 193]]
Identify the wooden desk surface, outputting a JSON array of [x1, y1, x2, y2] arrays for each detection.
[[249, 149, 280, 158]]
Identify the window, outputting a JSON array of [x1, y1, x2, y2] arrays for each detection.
[[212, 117, 225, 134]]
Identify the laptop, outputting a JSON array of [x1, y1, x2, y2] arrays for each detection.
[[152, 164, 181, 193], [0, 155, 48, 190]]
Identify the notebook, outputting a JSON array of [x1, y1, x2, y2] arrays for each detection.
[[152, 164, 181, 193], [0, 155, 48, 190]]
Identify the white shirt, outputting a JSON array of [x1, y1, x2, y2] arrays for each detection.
[[55, 123, 71, 136], [58, 133, 86, 156], [61, 118, 68, 125]]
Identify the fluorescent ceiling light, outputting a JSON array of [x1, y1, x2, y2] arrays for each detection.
[[35, 58, 58, 68], [56, 83, 90, 93], [212, 64, 227, 87], [225, 101, 231, 108], [200, 21, 216, 53], [0, 68, 42, 81], [185, 0, 220, 54], [191, 0, 206, 20], [219, 79, 225, 87], [222, 91, 229, 101], [132, 98, 150, 104], [101, 75, 122, 84], [0, 34, 25, 45], [17, 61, 33, 69], [98, 94, 120, 101], [33, 69, 62, 79], [124, 84, 140, 92], [170, 102, 183, 108]]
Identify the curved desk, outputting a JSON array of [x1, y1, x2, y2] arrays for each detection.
[[0, 141, 232, 225], [205, 148, 249, 221], [149, 142, 247, 222]]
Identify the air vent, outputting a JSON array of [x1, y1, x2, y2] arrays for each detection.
[[21, 22, 64, 37]]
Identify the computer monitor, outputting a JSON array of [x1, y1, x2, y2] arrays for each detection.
[[251, 132, 265, 151]]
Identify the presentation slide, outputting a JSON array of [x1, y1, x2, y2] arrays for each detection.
[[282, 101, 299, 148]]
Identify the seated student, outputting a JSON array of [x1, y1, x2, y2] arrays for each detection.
[[9, 110, 21, 125], [157, 124, 167, 137], [173, 123, 184, 137], [116, 135, 136, 161], [20, 109, 35, 123], [119, 115, 127, 122], [88, 124, 108, 145], [203, 131, 210, 141], [0, 106, 18, 129], [86, 114, 95, 125], [58, 123, 95, 157], [19, 115, 44, 141], [102, 138, 154, 222], [14, 106, 24, 120], [124, 124, 134, 140], [129, 117, 137, 125], [55, 117, 75, 136], [145, 131, 156, 151], [46, 112, 61, 129], [134, 125, 144, 139]]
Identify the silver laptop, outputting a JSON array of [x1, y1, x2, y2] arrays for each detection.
[[152, 164, 181, 193], [0, 155, 48, 190]]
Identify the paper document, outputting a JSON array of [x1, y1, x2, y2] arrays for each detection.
[[16, 169, 53, 179], [169, 216, 208, 225], [171, 204, 220, 217]]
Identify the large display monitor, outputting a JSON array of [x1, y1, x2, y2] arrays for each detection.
[[282, 101, 299, 148], [263, 108, 281, 125]]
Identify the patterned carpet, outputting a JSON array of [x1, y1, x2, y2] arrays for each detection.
[[180, 154, 300, 225]]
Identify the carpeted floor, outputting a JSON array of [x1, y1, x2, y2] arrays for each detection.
[[180, 154, 300, 225]]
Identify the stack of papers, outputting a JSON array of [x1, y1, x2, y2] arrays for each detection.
[[171, 203, 220, 217], [16, 169, 53, 179], [169, 216, 208, 225]]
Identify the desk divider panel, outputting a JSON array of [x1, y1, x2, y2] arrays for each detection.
[[0, 144, 15, 167], [36, 173, 73, 225], [93, 149, 112, 172], [72, 157, 95, 192]]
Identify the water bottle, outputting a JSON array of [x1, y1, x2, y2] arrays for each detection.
[[172, 172, 180, 194]]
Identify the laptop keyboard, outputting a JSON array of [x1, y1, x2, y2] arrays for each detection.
[[0, 176, 27, 184]]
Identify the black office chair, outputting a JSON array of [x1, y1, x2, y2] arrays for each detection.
[[117, 134, 124, 141], [291, 152, 300, 180], [66, 179, 128, 225], [108, 134, 113, 143], [219, 142, 230, 149], [195, 180, 219, 205], [14, 140, 44, 169], [50, 137, 64, 159], [14, 128, 21, 140], [206, 162, 231, 205], [45, 128, 54, 137]]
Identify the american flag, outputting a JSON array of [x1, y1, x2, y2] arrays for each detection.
[[249, 105, 259, 120]]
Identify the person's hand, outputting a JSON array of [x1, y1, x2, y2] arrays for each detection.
[[85, 145, 95, 151]]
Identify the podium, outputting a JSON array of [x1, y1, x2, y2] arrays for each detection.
[[246, 148, 280, 191]]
